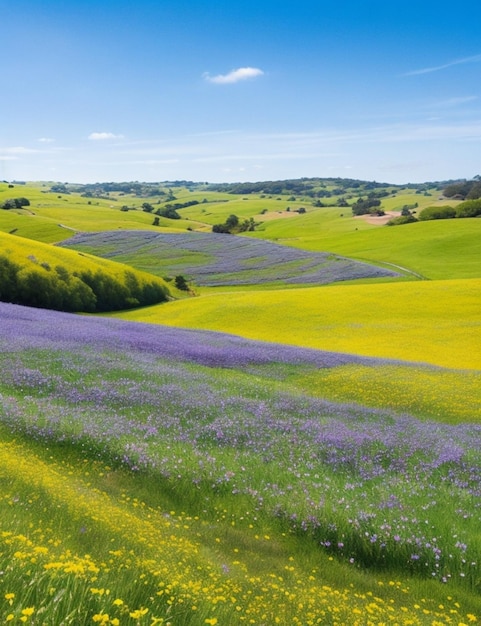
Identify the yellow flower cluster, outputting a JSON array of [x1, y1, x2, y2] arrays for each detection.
[[1, 438, 479, 625]]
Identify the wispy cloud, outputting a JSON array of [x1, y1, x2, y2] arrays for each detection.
[[0, 146, 40, 162], [432, 96, 478, 108], [404, 54, 481, 76], [2, 146, 41, 155], [38, 137, 55, 143], [88, 132, 124, 141], [203, 67, 264, 84]]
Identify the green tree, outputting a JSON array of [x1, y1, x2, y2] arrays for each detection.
[[174, 275, 189, 291], [225, 214, 239, 230], [212, 214, 240, 234]]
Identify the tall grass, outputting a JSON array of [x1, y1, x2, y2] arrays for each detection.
[[1, 303, 481, 623]]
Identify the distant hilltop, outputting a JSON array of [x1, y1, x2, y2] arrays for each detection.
[[5, 175, 479, 200]]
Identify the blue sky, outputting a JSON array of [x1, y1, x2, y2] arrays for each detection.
[[2, 0, 481, 184]]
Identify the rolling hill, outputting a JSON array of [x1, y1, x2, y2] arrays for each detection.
[[1, 177, 480, 624]]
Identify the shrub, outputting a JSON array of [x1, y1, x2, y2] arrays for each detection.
[[386, 215, 418, 226], [455, 198, 481, 218], [443, 179, 481, 200], [1, 197, 30, 209], [351, 197, 383, 216], [212, 214, 240, 234], [174, 275, 189, 291], [418, 205, 456, 221]]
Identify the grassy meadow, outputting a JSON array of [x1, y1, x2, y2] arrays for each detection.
[[1, 303, 481, 625], [253, 217, 481, 281], [112, 278, 481, 370], [1, 178, 480, 624]]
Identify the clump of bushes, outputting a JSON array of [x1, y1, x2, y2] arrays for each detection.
[[212, 214, 257, 234], [1, 197, 30, 210], [351, 197, 384, 216], [418, 206, 456, 221], [418, 199, 481, 221], [455, 198, 481, 218], [0, 255, 169, 313], [443, 178, 481, 200], [386, 214, 418, 226]]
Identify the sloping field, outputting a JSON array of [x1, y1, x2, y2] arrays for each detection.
[[1, 302, 481, 623], [0, 231, 170, 311], [114, 278, 481, 370], [251, 215, 481, 280], [59, 230, 400, 286], [0, 182, 190, 243]]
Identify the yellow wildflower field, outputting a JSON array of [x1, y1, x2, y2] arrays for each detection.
[[116, 278, 481, 370], [1, 437, 479, 625]]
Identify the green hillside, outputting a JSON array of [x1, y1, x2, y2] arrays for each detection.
[[0, 231, 170, 312], [1, 178, 479, 364], [249, 214, 481, 280], [1, 177, 480, 624]]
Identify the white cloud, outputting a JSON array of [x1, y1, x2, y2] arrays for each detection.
[[404, 54, 481, 76], [3, 146, 40, 154], [88, 132, 124, 141], [429, 96, 478, 108], [38, 137, 55, 143], [204, 67, 264, 84]]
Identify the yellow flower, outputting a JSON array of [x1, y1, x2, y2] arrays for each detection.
[[93, 613, 110, 624], [21, 608, 35, 616], [113, 599, 124, 606], [6, 615, 14, 622], [467, 615, 478, 623], [129, 608, 149, 619], [205, 619, 218, 625], [90, 587, 106, 596]]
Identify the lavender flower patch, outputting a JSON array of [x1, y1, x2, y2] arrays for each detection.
[[0, 301, 405, 369], [59, 230, 399, 286], [1, 302, 480, 588]]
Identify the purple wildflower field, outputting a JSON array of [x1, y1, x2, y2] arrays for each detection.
[[1, 302, 480, 591], [59, 231, 399, 286]]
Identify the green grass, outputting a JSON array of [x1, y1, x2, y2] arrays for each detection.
[[0, 183, 190, 243], [247, 212, 481, 280], [2, 180, 480, 365], [2, 181, 478, 282], [0, 231, 162, 280], [3, 430, 479, 625], [1, 314, 481, 624], [2, 179, 481, 625]]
